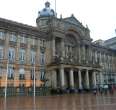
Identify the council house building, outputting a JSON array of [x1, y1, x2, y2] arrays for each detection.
[[0, 1, 116, 96]]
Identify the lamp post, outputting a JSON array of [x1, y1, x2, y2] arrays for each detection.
[[4, 59, 8, 110], [33, 59, 36, 110], [5, 59, 8, 99], [33, 62, 36, 97]]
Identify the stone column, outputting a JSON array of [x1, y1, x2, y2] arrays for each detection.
[[88, 46, 91, 63], [60, 65, 65, 89], [61, 39, 65, 59], [26, 40, 30, 64], [95, 51, 97, 63], [78, 44, 81, 63], [36, 40, 40, 65], [51, 69, 57, 89], [52, 38, 55, 57], [15, 35, 20, 62], [92, 71, 97, 88], [100, 72, 103, 85], [69, 69, 74, 88], [4, 32, 9, 60], [85, 69, 90, 89], [82, 44, 85, 62], [14, 69, 19, 88], [78, 69, 82, 90]]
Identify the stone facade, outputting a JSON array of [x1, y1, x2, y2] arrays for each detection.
[[37, 15, 116, 90], [0, 18, 46, 95], [0, 2, 116, 95]]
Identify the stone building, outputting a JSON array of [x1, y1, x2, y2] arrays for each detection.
[[0, 2, 116, 95], [103, 37, 116, 50]]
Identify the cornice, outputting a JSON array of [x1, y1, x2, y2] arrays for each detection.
[[0, 17, 47, 39]]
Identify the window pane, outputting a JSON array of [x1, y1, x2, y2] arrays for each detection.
[[8, 66, 14, 79], [19, 49, 25, 61], [8, 48, 15, 61], [40, 53, 45, 65], [0, 46, 3, 59], [20, 36, 27, 44], [10, 34, 17, 42], [0, 31, 5, 40], [19, 68, 25, 74], [31, 50, 36, 64]]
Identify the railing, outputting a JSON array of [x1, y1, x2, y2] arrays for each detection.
[[52, 56, 101, 68], [0, 87, 50, 97]]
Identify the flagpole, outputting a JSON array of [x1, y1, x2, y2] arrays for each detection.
[[55, 0, 56, 16], [55, 0, 56, 13]]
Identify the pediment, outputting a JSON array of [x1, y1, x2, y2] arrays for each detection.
[[64, 15, 82, 27]]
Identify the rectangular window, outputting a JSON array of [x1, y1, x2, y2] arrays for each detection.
[[31, 68, 34, 80], [10, 33, 17, 42], [0, 46, 3, 59], [40, 70, 45, 81], [8, 48, 15, 62], [32, 38, 35, 45], [19, 74, 25, 80], [30, 50, 36, 64], [40, 39, 45, 47], [40, 53, 45, 65], [0, 67, 2, 75], [20, 36, 27, 44], [19, 68, 25, 80], [19, 49, 25, 62], [8, 66, 14, 79], [0, 31, 5, 40]]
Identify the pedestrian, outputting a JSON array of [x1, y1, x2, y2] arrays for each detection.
[[99, 85, 103, 94], [104, 84, 108, 94]]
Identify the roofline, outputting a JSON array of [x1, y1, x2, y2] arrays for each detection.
[[0, 17, 47, 39]]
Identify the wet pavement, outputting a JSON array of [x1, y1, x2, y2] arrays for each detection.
[[0, 93, 116, 110]]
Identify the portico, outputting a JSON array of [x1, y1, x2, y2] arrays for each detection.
[[51, 65, 98, 91]]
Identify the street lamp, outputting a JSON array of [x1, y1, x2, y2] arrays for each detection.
[[4, 59, 9, 110], [5, 59, 8, 98], [33, 62, 36, 97]]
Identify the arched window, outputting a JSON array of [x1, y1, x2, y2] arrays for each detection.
[[65, 34, 77, 58]]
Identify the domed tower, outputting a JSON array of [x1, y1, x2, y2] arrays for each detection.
[[36, 1, 56, 30]]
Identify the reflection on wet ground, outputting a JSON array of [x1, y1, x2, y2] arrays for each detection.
[[0, 93, 116, 110]]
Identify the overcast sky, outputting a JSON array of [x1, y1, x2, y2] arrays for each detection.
[[0, 0, 116, 41]]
